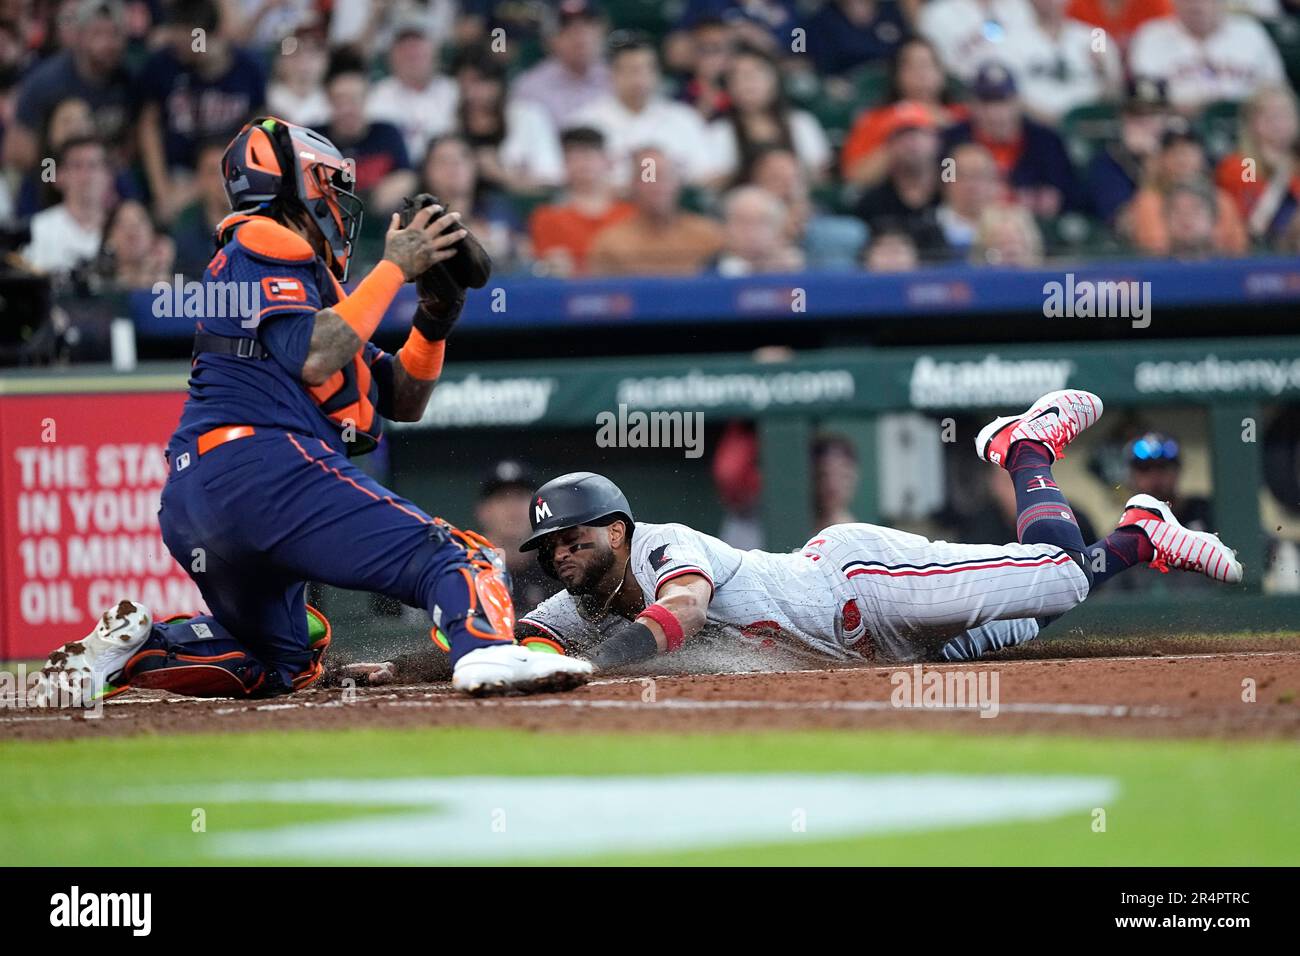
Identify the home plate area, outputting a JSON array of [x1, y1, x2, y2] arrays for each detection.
[[5, 648, 1298, 741]]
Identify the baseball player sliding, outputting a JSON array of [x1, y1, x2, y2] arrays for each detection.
[[502, 390, 1242, 669], [36, 116, 591, 705]]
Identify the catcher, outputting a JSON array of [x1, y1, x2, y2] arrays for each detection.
[[506, 390, 1244, 669], [36, 116, 591, 705]]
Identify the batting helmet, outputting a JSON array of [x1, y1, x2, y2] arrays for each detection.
[[519, 472, 635, 552], [220, 116, 363, 280]]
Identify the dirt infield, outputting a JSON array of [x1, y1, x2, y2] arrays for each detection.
[[3, 645, 1298, 742]]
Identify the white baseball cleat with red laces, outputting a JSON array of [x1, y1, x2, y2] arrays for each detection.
[[975, 389, 1104, 468], [1116, 494, 1243, 584]]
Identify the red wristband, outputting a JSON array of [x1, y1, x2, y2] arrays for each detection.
[[637, 603, 685, 653]]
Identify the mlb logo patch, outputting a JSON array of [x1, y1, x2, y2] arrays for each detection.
[[262, 276, 307, 302], [175, 452, 191, 471]]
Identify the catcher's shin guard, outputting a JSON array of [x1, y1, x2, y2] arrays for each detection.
[[417, 519, 516, 662], [293, 604, 333, 691], [123, 606, 332, 698]]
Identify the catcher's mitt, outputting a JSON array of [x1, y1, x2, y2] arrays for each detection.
[[397, 193, 494, 340]]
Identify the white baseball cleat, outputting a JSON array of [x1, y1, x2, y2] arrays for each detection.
[[1116, 494, 1243, 584], [976, 389, 1104, 468], [34, 600, 153, 707], [451, 644, 593, 697]]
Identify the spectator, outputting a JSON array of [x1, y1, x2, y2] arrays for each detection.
[[969, 202, 1045, 265], [919, 0, 1035, 82], [706, 43, 831, 186], [529, 126, 635, 277], [365, 17, 457, 164], [4, 0, 132, 172], [0, 17, 32, 104], [863, 227, 920, 270], [1087, 75, 1172, 226], [712, 420, 764, 550], [1111, 429, 1215, 591], [941, 61, 1089, 216], [20, 135, 110, 275], [587, 147, 724, 275], [511, 0, 611, 127], [419, 134, 525, 273], [936, 142, 1005, 258], [1277, 201, 1300, 253], [265, 25, 329, 127], [1125, 431, 1213, 527], [842, 37, 965, 188], [451, 44, 564, 193], [1128, 0, 1286, 112], [136, 0, 266, 223], [1215, 85, 1300, 243], [573, 31, 715, 185], [475, 460, 558, 616], [1001, 0, 1124, 124], [853, 104, 947, 258], [320, 51, 414, 215], [16, 96, 92, 216], [223, 0, 319, 50], [749, 145, 867, 268], [170, 137, 231, 278], [813, 434, 860, 529], [1163, 181, 1224, 256], [1128, 121, 1248, 254], [713, 184, 805, 275], [805, 0, 911, 77], [675, 16, 734, 122], [97, 197, 174, 287], [1066, 0, 1174, 48], [670, 0, 801, 60], [326, 0, 458, 57]]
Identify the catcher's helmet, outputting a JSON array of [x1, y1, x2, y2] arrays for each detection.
[[519, 472, 635, 552], [221, 116, 363, 280]]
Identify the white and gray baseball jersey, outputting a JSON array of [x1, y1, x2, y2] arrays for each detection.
[[518, 520, 1089, 664]]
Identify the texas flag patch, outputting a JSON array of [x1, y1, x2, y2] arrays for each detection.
[[261, 276, 308, 302]]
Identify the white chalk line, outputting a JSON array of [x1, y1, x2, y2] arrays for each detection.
[[3, 649, 1296, 725], [0, 698, 1178, 723]]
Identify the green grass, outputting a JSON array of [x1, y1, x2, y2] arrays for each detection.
[[3, 728, 1298, 865]]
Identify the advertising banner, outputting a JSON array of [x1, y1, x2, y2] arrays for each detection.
[[0, 392, 198, 660]]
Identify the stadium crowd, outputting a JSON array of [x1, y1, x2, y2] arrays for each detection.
[[2, 0, 1299, 293]]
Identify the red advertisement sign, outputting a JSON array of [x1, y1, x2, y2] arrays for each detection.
[[0, 391, 202, 660]]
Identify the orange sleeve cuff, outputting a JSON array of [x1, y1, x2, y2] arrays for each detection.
[[397, 327, 445, 381], [334, 259, 405, 342]]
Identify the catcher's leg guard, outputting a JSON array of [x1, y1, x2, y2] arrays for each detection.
[[123, 613, 279, 697], [398, 519, 515, 664], [292, 604, 332, 691], [121, 605, 331, 699]]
